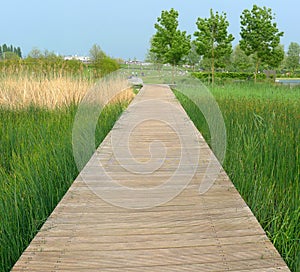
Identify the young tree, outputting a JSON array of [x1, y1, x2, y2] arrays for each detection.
[[43, 49, 58, 59], [145, 45, 163, 71], [89, 44, 119, 77], [28, 47, 43, 58], [150, 8, 191, 67], [230, 45, 254, 72], [2, 44, 8, 53], [240, 5, 284, 82], [286, 42, 300, 72], [194, 9, 234, 85], [89, 44, 106, 62], [185, 42, 201, 71]]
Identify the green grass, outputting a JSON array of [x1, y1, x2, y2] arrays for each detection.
[[120, 64, 189, 84], [0, 101, 129, 272], [174, 82, 300, 272]]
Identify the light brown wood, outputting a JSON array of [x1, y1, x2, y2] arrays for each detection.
[[12, 84, 290, 271]]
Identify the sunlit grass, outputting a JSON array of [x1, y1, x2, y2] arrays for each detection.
[[174, 82, 300, 272], [0, 75, 91, 108]]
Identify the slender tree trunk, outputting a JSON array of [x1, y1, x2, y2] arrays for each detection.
[[254, 60, 259, 83], [212, 58, 215, 86], [156, 61, 161, 79], [212, 47, 215, 87], [172, 62, 175, 84]]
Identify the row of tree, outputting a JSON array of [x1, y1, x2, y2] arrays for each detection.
[[0, 44, 119, 79], [149, 5, 287, 84], [0, 44, 22, 59], [23, 45, 119, 76], [192, 41, 300, 75]]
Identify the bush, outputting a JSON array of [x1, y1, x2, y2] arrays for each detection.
[[192, 72, 266, 82], [90, 57, 120, 78]]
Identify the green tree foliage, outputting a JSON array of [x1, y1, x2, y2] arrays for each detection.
[[185, 42, 201, 71], [150, 8, 191, 66], [145, 47, 158, 63], [27, 48, 61, 60], [194, 9, 234, 85], [230, 45, 254, 72], [2, 44, 8, 52], [286, 42, 300, 72], [0, 44, 22, 59], [89, 44, 119, 77], [240, 5, 284, 81], [27, 47, 44, 58], [263, 44, 285, 70], [89, 44, 106, 62], [1, 52, 20, 60], [16, 47, 22, 58]]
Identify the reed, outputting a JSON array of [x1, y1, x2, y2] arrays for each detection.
[[174, 82, 300, 272], [0, 75, 91, 109]]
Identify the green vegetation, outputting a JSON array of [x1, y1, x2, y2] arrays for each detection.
[[194, 9, 234, 85], [0, 58, 89, 80], [0, 44, 119, 81], [0, 56, 118, 81], [148, 5, 298, 78], [192, 71, 267, 82], [240, 5, 284, 81], [150, 8, 191, 67], [286, 42, 300, 73], [89, 44, 119, 78], [174, 83, 300, 271], [0, 44, 22, 59], [0, 101, 130, 272]]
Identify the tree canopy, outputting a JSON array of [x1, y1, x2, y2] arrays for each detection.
[[240, 5, 284, 80], [89, 44, 106, 62], [286, 42, 300, 72], [194, 9, 234, 84], [150, 8, 191, 66], [0, 44, 22, 59], [89, 44, 119, 77], [230, 45, 254, 72]]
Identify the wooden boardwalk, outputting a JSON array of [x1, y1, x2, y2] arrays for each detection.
[[12, 85, 290, 271]]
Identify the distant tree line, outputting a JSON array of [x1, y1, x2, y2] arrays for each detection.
[[148, 5, 300, 83], [0, 44, 22, 59], [0, 44, 119, 79]]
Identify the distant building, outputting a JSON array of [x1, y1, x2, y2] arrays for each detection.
[[64, 55, 91, 64], [125, 60, 142, 65]]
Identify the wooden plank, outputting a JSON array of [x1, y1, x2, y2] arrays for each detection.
[[12, 84, 290, 271]]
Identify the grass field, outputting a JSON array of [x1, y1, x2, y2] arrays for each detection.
[[174, 82, 300, 272], [120, 63, 189, 84], [0, 73, 133, 271]]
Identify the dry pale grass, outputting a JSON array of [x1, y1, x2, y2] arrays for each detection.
[[0, 76, 91, 109], [0, 73, 134, 109], [110, 87, 135, 104], [76, 72, 134, 107]]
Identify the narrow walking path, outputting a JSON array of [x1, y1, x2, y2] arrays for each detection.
[[12, 84, 290, 271]]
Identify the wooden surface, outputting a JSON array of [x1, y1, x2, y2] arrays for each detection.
[[12, 84, 290, 271]]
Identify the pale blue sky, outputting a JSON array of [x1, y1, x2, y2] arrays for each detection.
[[1, 0, 299, 60]]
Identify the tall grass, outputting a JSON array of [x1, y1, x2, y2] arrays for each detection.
[[0, 72, 133, 271], [174, 82, 300, 272], [0, 75, 92, 108]]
